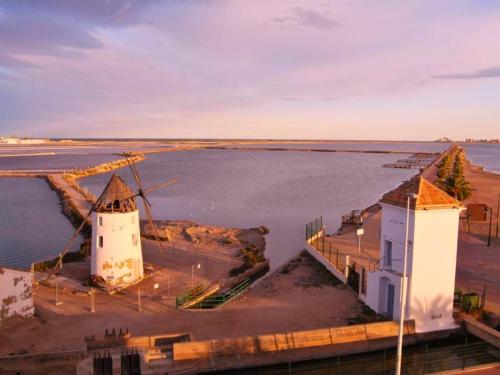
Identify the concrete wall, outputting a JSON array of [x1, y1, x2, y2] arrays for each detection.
[[0, 267, 34, 321], [463, 317, 500, 349], [90, 210, 143, 285], [173, 321, 416, 363]]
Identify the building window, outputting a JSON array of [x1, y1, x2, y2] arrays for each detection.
[[384, 240, 392, 268], [132, 233, 138, 246], [99, 236, 104, 248], [98, 217, 103, 226], [131, 216, 135, 224]]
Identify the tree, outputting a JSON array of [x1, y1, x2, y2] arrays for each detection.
[[444, 175, 472, 201]]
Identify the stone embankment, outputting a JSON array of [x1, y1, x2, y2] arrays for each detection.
[[205, 145, 440, 155]]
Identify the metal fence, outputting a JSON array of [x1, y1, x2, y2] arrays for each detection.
[[175, 282, 208, 308], [233, 335, 500, 375], [314, 238, 347, 273], [305, 216, 323, 242], [190, 279, 250, 309]]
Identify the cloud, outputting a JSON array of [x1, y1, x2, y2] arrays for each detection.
[[433, 66, 500, 79], [0, 0, 158, 67], [271, 6, 340, 29]]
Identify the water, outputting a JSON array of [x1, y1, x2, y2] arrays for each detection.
[[1, 141, 497, 271], [0, 153, 121, 171], [213, 335, 500, 374], [464, 143, 500, 174], [81, 149, 417, 269], [0, 178, 82, 269]]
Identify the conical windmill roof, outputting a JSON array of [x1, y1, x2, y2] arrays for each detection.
[[94, 174, 137, 213], [381, 176, 461, 210]]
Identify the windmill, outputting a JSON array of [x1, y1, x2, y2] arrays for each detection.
[[45, 155, 178, 284]]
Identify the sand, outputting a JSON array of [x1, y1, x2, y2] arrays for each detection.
[[0, 222, 363, 356]]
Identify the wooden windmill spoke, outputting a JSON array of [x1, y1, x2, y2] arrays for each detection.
[[143, 199, 164, 254], [142, 177, 179, 195], [45, 208, 93, 281], [125, 156, 142, 188]]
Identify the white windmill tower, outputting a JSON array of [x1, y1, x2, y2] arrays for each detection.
[[90, 174, 143, 285], [45, 155, 178, 287]]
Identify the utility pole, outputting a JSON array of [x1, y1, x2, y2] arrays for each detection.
[[55, 278, 62, 306], [487, 207, 492, 247], [191, 263, 201, 287], [396, 193, 417, 375], [167, 276, 170, 298], [495, 194, 499, 242], [137, 288, 142, 312], [90, 288, 95, 313]]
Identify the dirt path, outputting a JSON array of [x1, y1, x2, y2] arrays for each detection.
[[0, 241, 363, 355]]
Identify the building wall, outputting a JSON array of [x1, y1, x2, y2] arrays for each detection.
[[409, 208, 461, 332], [90, 210, 143, 285], [0, 267, 34, 321], [379, 203, 415, 275], [368, 203, 461, 333]]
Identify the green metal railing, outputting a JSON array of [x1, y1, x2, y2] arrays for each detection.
[[191, 279, 251, 309], [176, 282, 208, 308]]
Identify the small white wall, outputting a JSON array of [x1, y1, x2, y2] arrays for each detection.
[[0, 267, 34, 321], [365, 270, 402, 319], [91, 210, 143, 286]]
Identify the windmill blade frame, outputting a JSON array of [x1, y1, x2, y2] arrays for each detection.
[[142, 196, 165, 254], [142, 177, 179, 196], [123, 153, 179, 255], [44, 207, 93, 281]]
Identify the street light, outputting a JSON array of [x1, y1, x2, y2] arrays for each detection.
[[395, 192, 417, 375], [191, 263, 201, 286]]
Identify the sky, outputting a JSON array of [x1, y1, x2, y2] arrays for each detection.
[[1, 0, 500, 140]]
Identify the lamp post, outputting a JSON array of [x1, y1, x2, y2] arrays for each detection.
[[486, 206, 492, 247], [191, 263, 201, 287], [496, 194, 499, 243], [395, 193, 417, 375]]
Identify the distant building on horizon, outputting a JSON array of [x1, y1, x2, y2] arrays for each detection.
[[0, 135, 47, 144]]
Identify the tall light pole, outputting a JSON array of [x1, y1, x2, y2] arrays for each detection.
[[396, 192, 417, 375], [191, 263, 201, 287], [495, 194, 499, 243]]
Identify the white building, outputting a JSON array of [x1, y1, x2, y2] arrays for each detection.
[[0, 136, 46, 144], [90, 174, 144, 286], [0, 267, 34, 321], [365, 176, 463, 333]]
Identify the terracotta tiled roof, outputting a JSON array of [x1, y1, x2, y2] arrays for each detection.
[[381, 176, 461, 210], [94, 174, 137, 213]]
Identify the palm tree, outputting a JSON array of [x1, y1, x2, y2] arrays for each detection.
[[444, 175, 472, 201]]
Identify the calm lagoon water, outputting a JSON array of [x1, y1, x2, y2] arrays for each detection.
[[464, 143, 500, 174], [0, 178, 82, 269], [4, 141, 491, 270], [81, 149, 417, 269]]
